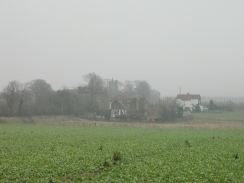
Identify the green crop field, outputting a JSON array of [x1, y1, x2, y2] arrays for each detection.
[[193, 111, 244, 121], [0, 124, 244, 182]]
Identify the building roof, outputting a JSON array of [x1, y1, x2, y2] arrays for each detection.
[[110, 97, 147, 103], [110, 97, 132, 102], [176, 93, 201, 101]]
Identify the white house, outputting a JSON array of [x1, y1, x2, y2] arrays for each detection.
[[176, 93, 202, 111], [109, 99, 128, 117], [110, 97, 149, 118]]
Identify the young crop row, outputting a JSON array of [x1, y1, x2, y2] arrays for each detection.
[[0, 125, 243, 182]]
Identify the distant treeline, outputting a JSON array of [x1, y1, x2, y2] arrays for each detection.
[[1, 73, 243, 119], [202, 96, 244, 104], [208, 100, 234, 111], [0, 72, 158, 118]]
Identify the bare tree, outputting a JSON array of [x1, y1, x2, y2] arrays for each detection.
[[124, 80, 135, 92], [2, 81, 23, 116], [26, 79, 54, 115], [83, 73, 104, 112], [98, 86, 109, 110], [120, 80, 135, 98], [56, 88, 81, 115], [135, 80, 151, 98], [18, 85, 35, 116]]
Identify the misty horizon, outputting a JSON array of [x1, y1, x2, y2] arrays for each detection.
[[1, 1, 244, 97]]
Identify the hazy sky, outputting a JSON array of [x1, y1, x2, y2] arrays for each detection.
[[1, 1, 244, 97]]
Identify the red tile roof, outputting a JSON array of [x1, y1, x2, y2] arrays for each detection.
[[176, 94, 201, 101]]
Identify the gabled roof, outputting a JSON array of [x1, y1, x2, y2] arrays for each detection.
[[110, 97, 148, 103], [110, 97, 133, 102], [112, 100, 127, 109], [176, 93, 201, 101]]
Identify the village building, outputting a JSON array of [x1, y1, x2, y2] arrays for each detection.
[[176, 93, 202, 111], [110, 97, 149, 118]]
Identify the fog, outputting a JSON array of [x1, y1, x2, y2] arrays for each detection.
[[1, 1, 244, 97]]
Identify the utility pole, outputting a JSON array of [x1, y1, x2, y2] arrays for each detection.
[[179, 86, 181, 94]]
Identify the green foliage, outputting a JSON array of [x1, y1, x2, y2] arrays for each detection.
[[103, 159, 110, 167], [161, 106, 177, 122], [178, 106, 184, 118], [209, 99, 215, 110], [195, 104, 201, 112], [0, 125, 244, 182], [209, 100, 233, 111], [104, 113, 111, 120], [113, 151, 122, 161]]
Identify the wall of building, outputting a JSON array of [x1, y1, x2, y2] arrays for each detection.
[[177, 99, 200, 111]]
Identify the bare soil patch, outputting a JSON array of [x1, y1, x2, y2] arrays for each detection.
[[1, 116, 244, 130]]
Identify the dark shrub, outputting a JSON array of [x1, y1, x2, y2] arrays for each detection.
[[113, 151, 122, 161], [178, 107, 183, 118], [195, 104, 201, 112], [104, 113, 110, 120]]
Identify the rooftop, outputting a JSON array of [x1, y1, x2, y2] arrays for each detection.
[[176, 93, 201, 100]]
